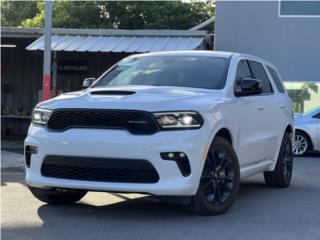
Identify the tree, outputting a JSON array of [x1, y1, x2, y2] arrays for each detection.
[[21, 1, 102, 28], [3, 1, 214, 30], [1, 1, 38, 27], [98, 1, 214, 30]]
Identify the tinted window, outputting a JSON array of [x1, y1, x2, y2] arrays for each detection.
[[235, 60, 252, 91], [93, 56, 230, 90], [280, 1, 320, 16], [267, 66, 285, 93], [313, 112, 320, 119], [248, 61, 273, 94]]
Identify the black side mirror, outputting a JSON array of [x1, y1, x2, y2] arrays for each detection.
[[235, 78, 262, 97], [82, 77, 95, 89]]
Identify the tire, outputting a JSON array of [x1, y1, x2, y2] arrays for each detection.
[[293, 131, 310, 157], [264, 133, 293, 188], [28, 186, 87, 204], [189, 136, 240, 215]]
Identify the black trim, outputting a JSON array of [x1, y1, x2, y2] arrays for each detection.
[[47, 108, 159, 135], [41, 155, 160, 183], [160, 152, 191, 177], [25, 145, 38, 168]]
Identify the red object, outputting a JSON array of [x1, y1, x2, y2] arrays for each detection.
[[43, 74, 51, 100], [52, 86, 57, 97]]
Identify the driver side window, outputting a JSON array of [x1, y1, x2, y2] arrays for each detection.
[[235, 60, 252, 91]]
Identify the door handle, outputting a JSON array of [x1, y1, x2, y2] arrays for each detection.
[[280, 104, 286, 109], [258, 105, 265, 111]]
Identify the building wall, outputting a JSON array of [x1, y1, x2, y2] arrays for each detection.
[[215, 1, 320, 82]]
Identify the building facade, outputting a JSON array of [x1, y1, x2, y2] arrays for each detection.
[[215, 0, 320, 82], [215, 0, 320, 112]]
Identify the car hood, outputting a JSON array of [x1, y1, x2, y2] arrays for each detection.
[[37, 86, 223, 112]]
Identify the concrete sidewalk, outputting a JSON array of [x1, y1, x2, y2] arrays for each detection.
[[1, 150, 24, 169]]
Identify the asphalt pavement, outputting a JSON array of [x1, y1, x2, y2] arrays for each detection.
[[1, 155, 320, 240]]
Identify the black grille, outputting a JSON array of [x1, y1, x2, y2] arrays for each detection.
[[47, 109, 158, 134], [41, 155, 159, 183]]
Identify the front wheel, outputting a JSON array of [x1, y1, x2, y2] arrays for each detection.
[[189, 137, 240, 215], [29, 186, 87, 204], [264, 133, 293, 188]]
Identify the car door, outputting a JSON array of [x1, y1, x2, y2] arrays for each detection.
[[233, 60, 270, 165], [265, 65, 293, 158], [247, 60, 280, 160]]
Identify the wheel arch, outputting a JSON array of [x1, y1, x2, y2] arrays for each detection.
[[214, 128, 233, 146], [268, 123, 294, 171]]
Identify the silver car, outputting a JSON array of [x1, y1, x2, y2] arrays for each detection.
[[293, 107, 320, 156]]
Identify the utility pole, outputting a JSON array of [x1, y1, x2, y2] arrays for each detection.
[[42, 0, 53, 100]]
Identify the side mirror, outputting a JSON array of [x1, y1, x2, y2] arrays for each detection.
[[235, 78, 262, 97], [82, 77, 95, 89]]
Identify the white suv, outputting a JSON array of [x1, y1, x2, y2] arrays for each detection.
[[25, 51, 294, 215]]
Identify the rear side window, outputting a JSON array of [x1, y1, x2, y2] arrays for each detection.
[[248, 61, 273, 94], [266, 66, 285, 93]]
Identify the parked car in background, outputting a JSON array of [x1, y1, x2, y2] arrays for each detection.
[[25, 51, 294, 215], [293, 107, 320, 156]]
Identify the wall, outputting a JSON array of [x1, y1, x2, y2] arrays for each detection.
[[215, 1, 320, 82]]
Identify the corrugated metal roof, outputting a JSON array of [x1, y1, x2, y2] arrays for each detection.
[[26, 34, 204, 52]]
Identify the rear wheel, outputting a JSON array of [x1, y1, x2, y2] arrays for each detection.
[[29, 186, 87, 204], [189, 137, 240, 215], [293, 131, 310, 156], [264, 133, 293, 188]]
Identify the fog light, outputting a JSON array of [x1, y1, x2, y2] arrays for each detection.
[[161, 152, 187, 160], [160, 152, 191, 176]]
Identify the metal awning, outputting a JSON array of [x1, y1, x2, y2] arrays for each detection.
[[26, 32, 205, 53]]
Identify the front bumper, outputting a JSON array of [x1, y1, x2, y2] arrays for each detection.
[[25, 125, 210, 196]]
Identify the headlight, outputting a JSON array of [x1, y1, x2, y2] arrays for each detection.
[[153, 111, 203, 129], [32, 108, 52, 125]]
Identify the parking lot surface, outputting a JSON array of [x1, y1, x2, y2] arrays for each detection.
[[2, 156, 320, 240]]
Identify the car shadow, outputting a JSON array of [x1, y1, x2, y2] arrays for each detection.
[[35, 178, 276, 223]]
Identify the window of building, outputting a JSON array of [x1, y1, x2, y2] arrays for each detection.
[[266, 66, 285, 93], [279, 1, 320, 16]]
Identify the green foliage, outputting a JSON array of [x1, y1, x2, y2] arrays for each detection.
[[1, 1, 38, 27], [2, 1, 214, 30]]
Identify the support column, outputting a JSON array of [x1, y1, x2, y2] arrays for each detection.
[[42, 1, 53, 100]]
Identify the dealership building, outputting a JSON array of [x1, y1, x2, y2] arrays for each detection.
[[1, 0, 320, 137]]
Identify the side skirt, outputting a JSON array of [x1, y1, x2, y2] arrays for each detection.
[[240, 160, 274, 180]]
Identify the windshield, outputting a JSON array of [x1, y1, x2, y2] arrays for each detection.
[[93, 55, 230, 90]]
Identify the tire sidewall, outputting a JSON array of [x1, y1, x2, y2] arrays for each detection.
[[192, 137, 240, 214]]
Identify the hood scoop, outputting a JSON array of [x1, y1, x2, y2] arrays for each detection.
[[90, 90, 136, 96]]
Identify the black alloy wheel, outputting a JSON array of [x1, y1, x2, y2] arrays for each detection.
[[200, 146, 236, 204], [189, 136, 240, 215]]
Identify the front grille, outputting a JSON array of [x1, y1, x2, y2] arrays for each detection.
[[47, 109, 158, 134], [41, 155, 160, 183]]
